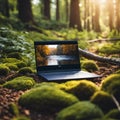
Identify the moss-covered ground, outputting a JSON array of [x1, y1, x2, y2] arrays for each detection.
[[0, 16, 120, 120]]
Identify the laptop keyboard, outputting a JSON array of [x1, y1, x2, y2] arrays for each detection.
[[40, 71, 79, 76]]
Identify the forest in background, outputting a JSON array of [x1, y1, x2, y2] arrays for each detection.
[[0, 0, 120, 120], [0, 0, 120, 34]]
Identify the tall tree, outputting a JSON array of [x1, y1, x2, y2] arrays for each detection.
[[69, 0, 82, 31], [0, 0, 9, 17], [92, 0, 101, 32], [86, 0, 90, 31], [17, 0, 34, 23], [107, 0, 114, 31], [56, 0, 60, 21], [65, 0, 69, 22], [84, 0, 90, 31], [116, 0, 120, 32], [43, 0, 51, 20]]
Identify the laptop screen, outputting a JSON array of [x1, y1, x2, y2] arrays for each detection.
[[34, 40, 80, 72]]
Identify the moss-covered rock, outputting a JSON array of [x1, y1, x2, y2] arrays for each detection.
[[33, 82, 59, 89], [55, 101, 104, 120], [81, 60, 99, 72], [18, 67, 33, 74], [65, 80, 99, 100], [106, 81, 120, 103], [104, 109, 120, 119], [3, 76, 35, 90], [91, 91, 117, 114], [7, 52, 22, 59], [19, 86, 79, 114], [101, 74, 120, 92], [0, 64, 10, 76]]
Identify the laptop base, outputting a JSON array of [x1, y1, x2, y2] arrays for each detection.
[[38, 70, 101, 82]]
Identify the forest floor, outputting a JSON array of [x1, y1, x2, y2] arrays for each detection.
[[0, 62, 120, 120], [0, 38, 120, 120]]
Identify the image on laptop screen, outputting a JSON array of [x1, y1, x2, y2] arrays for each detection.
[[35, 42, 80, 67]]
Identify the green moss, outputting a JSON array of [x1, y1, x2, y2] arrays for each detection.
[[12, 116, 30, 120], [115, 69, 120, 74], [0, 64, 10, 76], [19, 86, 79, 114], [104, 109, 120, 119], [6, 63, 18, 71], [9, 103, 19, 116], [106, 81, 120, 103], [2, 58, 21, 63], [3, 76, 35, 91], [7, 52, 22, 59], [33, 82, 59, 89], [65, 80, 99, 100], [91, 91, 117, 114], [98, 42, 120, 55], [58, 80, 81, 91], [55, 101, 104, 120], [18, 67, 33, 74], [81, 60, 99, 72], [101, 74, 120, 92], [1, 58, 27, 69], [15, 62, 27, 68]]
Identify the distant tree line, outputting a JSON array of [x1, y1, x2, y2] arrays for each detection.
[[0, 0, 120, 32]]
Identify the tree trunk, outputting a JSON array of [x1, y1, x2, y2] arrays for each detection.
[[69, 0, 82, 31], [93, 1, 101, 32], [116, 0, 120, 32], [79, 48, 120, 66], [17, 0, 34, 23], [84, 0, 87, 29], [56, 0, 60, 21], [0, 0, 9, 17], [65, 0, 69, 22], [108, 0, 114, 31], [43, 0, 51, 20], [86, 0, 90, 31]]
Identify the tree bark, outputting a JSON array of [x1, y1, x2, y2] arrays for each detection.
[[65, 0, 69, 22], [79, 48, 120, 66], [116, 0, 120, 32], [108, 0, 114, 31], [0, 0, 9, 17], [92, 0, 101, 32], [69, 0, 82, 31], [17, 0, 34, 23], [56, 0, 60, 21], [43, 0, 51, 20]]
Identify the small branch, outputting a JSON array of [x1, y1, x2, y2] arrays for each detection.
[[78, 48, 120, 66]]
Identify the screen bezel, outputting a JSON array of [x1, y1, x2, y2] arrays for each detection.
[[34, 40, 81, 72]]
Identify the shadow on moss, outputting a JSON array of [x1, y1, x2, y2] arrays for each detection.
[[104, 109, 120, 120], [0, 64, 10, 76], [91, 91, 117, 114]]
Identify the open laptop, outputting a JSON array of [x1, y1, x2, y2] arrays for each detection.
[[34, 40, 100, 81]]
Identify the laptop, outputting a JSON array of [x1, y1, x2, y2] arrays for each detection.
[[34, 40, 100, 81]]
